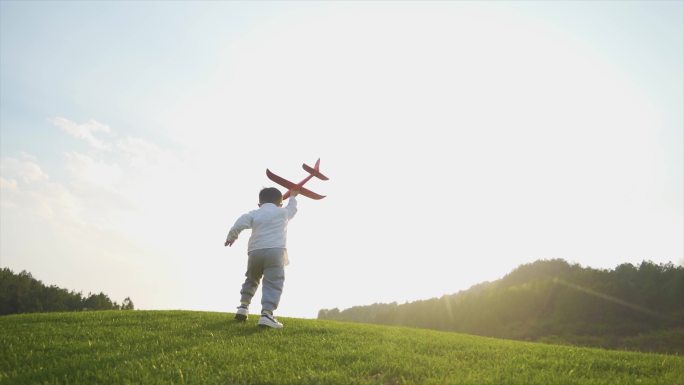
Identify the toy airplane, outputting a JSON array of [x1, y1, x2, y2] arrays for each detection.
[[266, 158, 328, 200]]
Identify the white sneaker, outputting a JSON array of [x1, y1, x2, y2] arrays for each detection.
[[258, 313, 283, 329], [235, 306, 248, 321]]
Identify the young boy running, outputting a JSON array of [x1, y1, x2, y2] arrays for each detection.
[[224, 187, 298, 328]]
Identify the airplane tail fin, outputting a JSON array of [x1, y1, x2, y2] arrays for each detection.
[[302, 158, 329, 180]]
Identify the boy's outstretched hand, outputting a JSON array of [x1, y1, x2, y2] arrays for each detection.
[[225, 240, 234, 247], [290, 189, 299, 197]]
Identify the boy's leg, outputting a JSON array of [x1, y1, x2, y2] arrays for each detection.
[[260, 248, 286, 315], [240, 252, 264, 306]]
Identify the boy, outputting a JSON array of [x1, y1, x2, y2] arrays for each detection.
[[224, 187, 298, 328]]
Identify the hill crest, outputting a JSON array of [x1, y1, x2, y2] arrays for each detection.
[[318, 259, 684, 354]]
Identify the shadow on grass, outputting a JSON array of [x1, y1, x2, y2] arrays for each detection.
[[205, 318, 272, 336]]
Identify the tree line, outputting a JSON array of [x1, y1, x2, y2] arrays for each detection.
[[318, 259, 684, 354], [0, 268, 134, 315]]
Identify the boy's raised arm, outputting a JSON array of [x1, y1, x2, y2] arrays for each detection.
[[225, 213, 253, 247], [285, 190, 298, 220]]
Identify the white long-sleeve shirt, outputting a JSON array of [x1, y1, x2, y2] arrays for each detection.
[[226, 196, 297, 252]]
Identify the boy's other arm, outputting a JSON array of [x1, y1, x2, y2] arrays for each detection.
[[225, 213, 252, 247], [286, 190, 298, 220]]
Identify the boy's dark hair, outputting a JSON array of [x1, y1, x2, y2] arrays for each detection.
[[259, 187, 283, 205]]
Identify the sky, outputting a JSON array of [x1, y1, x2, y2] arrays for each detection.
[[1, 1, 682, 319]]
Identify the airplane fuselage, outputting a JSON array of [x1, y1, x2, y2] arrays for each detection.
[[283, 173, 315, 199]]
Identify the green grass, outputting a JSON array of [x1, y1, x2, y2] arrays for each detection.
[[1, 311, 682, 385]]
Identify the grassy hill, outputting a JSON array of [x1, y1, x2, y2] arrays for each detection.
[[1, 311, 682, 385]]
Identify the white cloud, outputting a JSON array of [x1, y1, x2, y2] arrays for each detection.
[[0, 177, 18, 191], [0, 153, 80, 222], [116, 136, 165, 169], [2, 119, 186, 230], [50, 117, 112, 150], [64, 151, 123, 190], [0, 152, 48, 183], [0, 177, 19, 210]]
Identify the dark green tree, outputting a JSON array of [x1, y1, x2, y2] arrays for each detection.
[[121, 297, 135, 310], [0, 268, 133, 315]]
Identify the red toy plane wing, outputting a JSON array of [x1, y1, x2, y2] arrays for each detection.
[[266, 169, 297, 189], [298, 186, 326, 200], [302, 163, 329, 180]]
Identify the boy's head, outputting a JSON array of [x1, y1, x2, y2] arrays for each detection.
[[259, 187, 283, 207]]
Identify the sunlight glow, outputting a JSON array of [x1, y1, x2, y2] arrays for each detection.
[[1, 2, 681, 317]]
